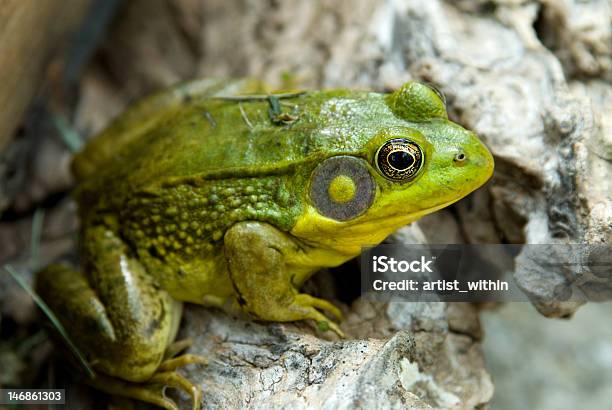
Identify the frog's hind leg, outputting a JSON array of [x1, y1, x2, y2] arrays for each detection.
[[84, 343, 205, 410], [35, 226, 205, 410]]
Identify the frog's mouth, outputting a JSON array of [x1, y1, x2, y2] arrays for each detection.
[[359, 153, 494, 234], [292, 166, 492, 254], [369, 197, 460, 226], [337, 197, 462, 241], [291, 197, 463, 255]]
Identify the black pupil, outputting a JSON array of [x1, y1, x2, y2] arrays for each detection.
[[388, 150, 414, 170]]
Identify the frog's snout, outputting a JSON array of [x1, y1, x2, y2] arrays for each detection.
[[454, 134, 495, 184], [451, 147, 492, 169]]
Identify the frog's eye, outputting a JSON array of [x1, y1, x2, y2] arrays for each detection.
[[375, 138, 423, 182], [309, 156, 375, 221]]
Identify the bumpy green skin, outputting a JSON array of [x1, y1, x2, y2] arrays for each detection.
[[36, 78, 494, 395]]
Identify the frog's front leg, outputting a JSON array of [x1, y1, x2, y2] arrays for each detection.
[[224, 221, 344, 336], [36, 226, 205, 410]]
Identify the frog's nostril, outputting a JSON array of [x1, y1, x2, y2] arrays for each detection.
[[453, 152, 467, 163]]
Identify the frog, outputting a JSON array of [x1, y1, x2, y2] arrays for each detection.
[[36, 78, 494, 410]]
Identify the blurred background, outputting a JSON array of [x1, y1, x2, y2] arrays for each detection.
[[482, 302, 612, 409]]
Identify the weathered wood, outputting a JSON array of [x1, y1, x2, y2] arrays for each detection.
[[0, 0, 92, 151]]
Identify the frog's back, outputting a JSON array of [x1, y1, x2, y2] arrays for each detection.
[[72, 79, 396, 216], [72, 78, 268, 181]]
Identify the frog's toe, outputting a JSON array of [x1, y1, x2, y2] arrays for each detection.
[[159, 354, 208, 372], [150, 371, 203, 410], [163, 338, 195, 359], [88, 373, 181, 410], [159, 339, 208, 372], [304, 306, 345, 338], [295, 294, 344, 321], [156, 352, 207, 410], [292, 295, 345, 338], [87, 353, 207, 410]]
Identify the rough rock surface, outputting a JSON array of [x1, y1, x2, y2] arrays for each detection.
[[1, 0, 610, 409], [172, 302, 490, 409]]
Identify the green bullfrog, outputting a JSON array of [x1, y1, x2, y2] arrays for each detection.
[[36, 78, 494, 409]]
